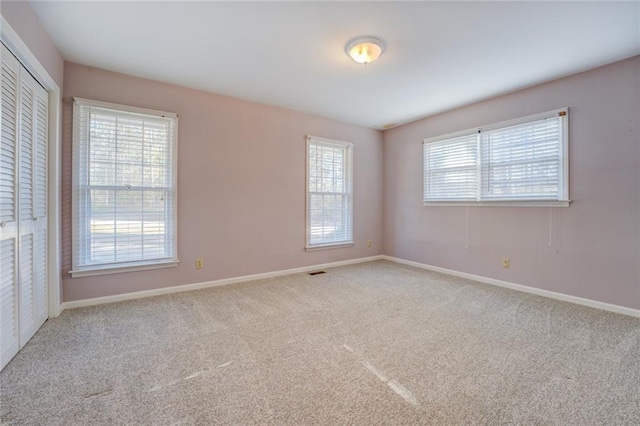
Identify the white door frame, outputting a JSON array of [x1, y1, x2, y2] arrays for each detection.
[[1, 16, 62, 317]]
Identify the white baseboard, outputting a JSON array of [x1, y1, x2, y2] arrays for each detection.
[[59, 254, 639, 318], [60, 255, 385, 311], [381, 255, 640, 318]]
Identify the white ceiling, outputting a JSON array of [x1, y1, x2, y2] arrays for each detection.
[[30, 1, 640, 129]]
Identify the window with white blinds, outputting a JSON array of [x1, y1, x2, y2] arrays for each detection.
[[71, 98, 178, 276], [306, 136, 354, 249], [423, 108, 569, 206], [423, 133, 479, 201]]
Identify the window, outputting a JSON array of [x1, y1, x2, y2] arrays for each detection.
[[423, 108, 569, 206], [306, 136, 353, 249], [71, 98, 178, 276]]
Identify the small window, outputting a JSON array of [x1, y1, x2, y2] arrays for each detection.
[[423, 108, 569, 206], [71, 98, 178, 276], [306, 136, 354, 249]]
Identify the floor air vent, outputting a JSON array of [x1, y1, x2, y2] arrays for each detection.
[[308, 271, 326, 276]]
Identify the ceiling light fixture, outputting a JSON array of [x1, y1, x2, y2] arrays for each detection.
[[345, 36, 385, 64]]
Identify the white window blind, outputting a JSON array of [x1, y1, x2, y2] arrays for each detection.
[[306, 136, 353, 249], [423, 108, 569, 206], [72, 98, 178, 276], [423, 133, 478, 201], [481, 118, 562, 200]]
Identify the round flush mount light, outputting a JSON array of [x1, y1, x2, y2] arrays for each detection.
[[345, 36, 385, 64]]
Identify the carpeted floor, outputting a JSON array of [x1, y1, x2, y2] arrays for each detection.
[[1, 260, 638, 425]]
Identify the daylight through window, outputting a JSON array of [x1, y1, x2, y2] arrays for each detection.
[[71, 98, 178, 276], [306, 136, 354, 249], [423, 108, 569, 206]]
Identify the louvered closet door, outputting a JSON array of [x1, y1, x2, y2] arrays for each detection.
[[17, 66, 48, 346], [0, 44, 49, 371], [0, 44, 21, 368], [32, 72, 48, 333]]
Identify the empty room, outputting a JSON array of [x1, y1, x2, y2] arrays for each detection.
[[0, 0, 639, 424]]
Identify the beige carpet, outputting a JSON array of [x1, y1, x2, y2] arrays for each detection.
[[1, 260, 638, 425]]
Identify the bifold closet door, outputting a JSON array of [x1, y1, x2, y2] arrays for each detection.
[[0, 44, 49, 370], [0, 43, 21, 369], [18, 64, 48, 346]]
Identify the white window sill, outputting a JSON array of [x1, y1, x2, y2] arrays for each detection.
[[423, 200, 571, 208], [70, 260, 179, 278], [305, 242, 355, 252]]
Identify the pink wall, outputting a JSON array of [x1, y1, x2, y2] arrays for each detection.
[[383, 56, 640, 310], [62, 62, 383, 301], [1, 1, 64, 88]]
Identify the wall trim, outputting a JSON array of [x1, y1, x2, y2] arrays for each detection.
[[59, 254, 639, 318], [381, 256, 640, 318], [0, 16, 62, 318], [60, 255, 385, 311]]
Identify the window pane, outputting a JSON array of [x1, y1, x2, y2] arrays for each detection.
[[73, 100, 177, 271], [481, 117, 561, 200], [306, 138, 353, 247], [423, 110, 567, 203], [424, 134, 478, 201]]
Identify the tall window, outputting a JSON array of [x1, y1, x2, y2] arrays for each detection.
[[306, 136, 353, 249], [423, 108, 569, 206], [71, 98, 178, 276]]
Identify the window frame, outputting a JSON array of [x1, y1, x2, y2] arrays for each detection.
[[423, 108, 570, 207], [70, 98, 179, 277], [305, 135, 354, 250]]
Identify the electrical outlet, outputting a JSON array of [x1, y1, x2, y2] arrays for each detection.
[[367, 240, 372, 247], [502, 258, 510, 269], [196, 258, 204, 269]]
